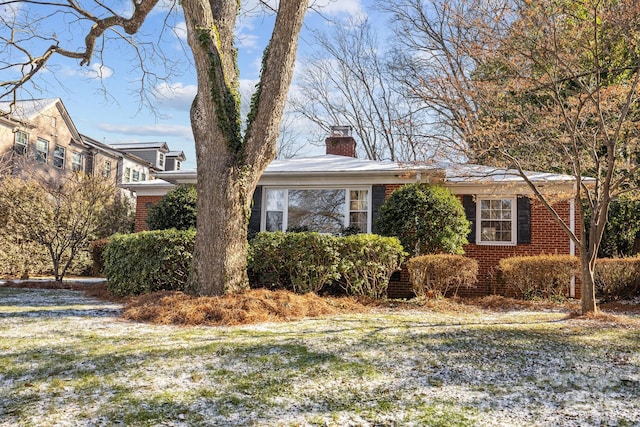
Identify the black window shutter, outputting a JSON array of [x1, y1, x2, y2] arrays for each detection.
[[248, 186, 262, 234], [370, 185, 387, 234], [517, 196, 531, 244], [462, 195, 476, 244]]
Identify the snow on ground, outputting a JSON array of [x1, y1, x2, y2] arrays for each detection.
[[0, 286, 638, 426]]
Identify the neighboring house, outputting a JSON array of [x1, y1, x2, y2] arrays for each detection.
[[109, 142, 170, 172], [0, 98, 89, 180], [81, 134, 156, 187], [123, 129, 580, 299]]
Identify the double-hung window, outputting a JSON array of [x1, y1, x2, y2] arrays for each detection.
[[53, 145, 65, 169], [263, 187, 370, 234], [124, 167, 131, 183], [477, 197, 516, 245], [132, 170, 140, 182], [14, 131, 28, 155], [71, 152, 83, 172], [158, 153, 165, 168], [35, 138, 49, 163]]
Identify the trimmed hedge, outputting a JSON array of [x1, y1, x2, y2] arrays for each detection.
[[104, 229, 195, 296], [595, 257, 640, 301], [499, 255, 579, 299], [407, 254, 478, 297], [337, 234, 406, 298], [249, 232, 405, 297]]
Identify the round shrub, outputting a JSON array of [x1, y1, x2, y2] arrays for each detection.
[[375, 184, 470, 256], [147, 184, 197, 231], [407, 254, 478, 298]]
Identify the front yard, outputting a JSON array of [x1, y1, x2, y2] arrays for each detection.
[[0, 286, 639, 426]]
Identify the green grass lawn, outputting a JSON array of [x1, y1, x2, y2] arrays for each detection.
[[1, 287, 639, 426]]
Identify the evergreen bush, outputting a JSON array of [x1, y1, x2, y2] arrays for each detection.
[[375, 184, 470, 256], [104, 229, 195, 296], [147, 184, 197, 231]]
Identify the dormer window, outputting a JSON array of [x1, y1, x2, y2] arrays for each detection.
[[159, 153, 165, 168], [176, 161, 181, 171]]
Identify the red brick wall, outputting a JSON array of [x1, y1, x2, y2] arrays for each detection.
[[462, 199, 576, 297], [385, 185, 579, 299], [134, 195, 163, 232]]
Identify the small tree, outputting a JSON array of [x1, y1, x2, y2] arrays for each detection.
[[147, 184, 197, 231], [375, 184, 470, 256], [0, 174, 117, 281]]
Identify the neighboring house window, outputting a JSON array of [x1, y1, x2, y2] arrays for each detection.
[[158, 153, 165, 168], [477, 197, 516, 245], [14, 131, 28, 155], [35, 138, 49, 163], [103, 160, 112, 178], [263, 187, 370, 234], [53, 145, 66, 169], [51, 117, 57, 128], [132, 170, 140, 182], [71, 152, 83, 172], [176, 161, 181, 171], [124, 167, 131, 183], [141, 172, 147, 181]]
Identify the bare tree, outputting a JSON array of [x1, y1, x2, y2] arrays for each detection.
[[0, 0, 309, 295], [291, 16, 434, 161], [0, 173, 118, 281]]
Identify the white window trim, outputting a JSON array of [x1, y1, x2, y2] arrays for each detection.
[[14, 131, 28, 154], [71, 152, 83, 172], [36, 138, 49, 163], [476, 196, 517, 246], [261, 186, 372, 233]]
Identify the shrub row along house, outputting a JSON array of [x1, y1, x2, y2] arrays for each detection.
[[0, 98, 186, 200], [125, 127, 581, 299]]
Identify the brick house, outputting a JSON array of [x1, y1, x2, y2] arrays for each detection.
[[124, 128, 580, 299]]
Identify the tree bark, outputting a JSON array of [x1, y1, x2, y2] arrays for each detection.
[[183, 0, 308, 295]]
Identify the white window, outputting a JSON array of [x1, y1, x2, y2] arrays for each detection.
[[71, 152, 83, 172], [176, 161, 181, 170], [124, 167, 131, 183], [158, 153, 165, 168], [132, 170, 140, 182], [35, 138, 49, 163], [477, 197, 516, 245], [53, 145, 65, 169], [141, 172, 147, 181], [103, 160, 112, 178], [14, 131, 28, 155], [348, 190, 368, 232], [263, 187, 370, 234]]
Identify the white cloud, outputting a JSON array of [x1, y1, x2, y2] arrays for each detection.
[[154, 82, 197, 111], [82, 63, 113, 80], [311, 0, 363, 15], [174, 21, 188, 41], [97, 122, 193, 138]]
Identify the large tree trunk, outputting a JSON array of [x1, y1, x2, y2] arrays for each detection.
[[183, 0, 308, 295]]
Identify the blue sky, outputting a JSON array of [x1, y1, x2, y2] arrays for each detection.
[[4, 0, 379, 169]]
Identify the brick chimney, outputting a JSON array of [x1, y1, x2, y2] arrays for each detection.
[[325, 125, 357, 158]]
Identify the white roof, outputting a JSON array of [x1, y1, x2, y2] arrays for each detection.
[[110, 142, 170, 151], [0, 98, 59, 122], [125, 154, 585, 196]]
